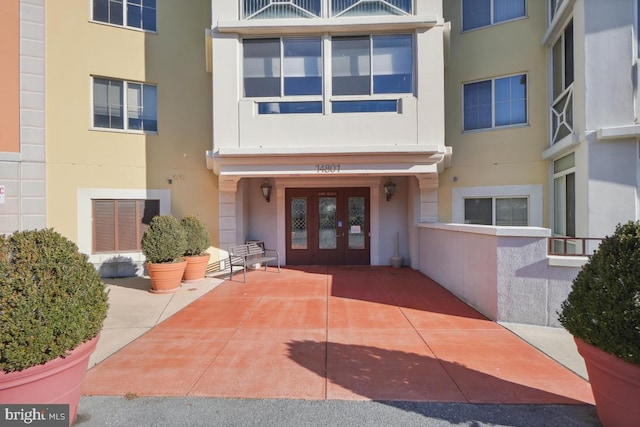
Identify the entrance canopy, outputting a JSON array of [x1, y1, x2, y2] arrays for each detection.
[[206, 144, 452, 191]]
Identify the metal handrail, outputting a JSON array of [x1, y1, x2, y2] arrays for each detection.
[[548, 237, 603, 256]]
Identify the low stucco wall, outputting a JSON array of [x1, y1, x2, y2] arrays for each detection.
[[418, 223, 586, 327]]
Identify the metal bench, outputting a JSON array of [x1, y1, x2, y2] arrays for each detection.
[[227, 242, 280, 282]]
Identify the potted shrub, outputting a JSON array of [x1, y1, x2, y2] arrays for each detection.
[[181, 215, 211, 282], [141, 214, 188, 293], [0, 229, 109, 425], [559, 221, 640, 427]]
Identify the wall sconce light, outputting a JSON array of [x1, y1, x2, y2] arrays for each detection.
[[384, 179, 396, 201], [260, 179, 272, 203]]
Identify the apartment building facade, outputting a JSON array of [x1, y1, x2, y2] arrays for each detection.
[[442, 0, 640, 252], [44, 0, 216, 276], [208, 0, 450, 268], [542, 0, 640, 244], [1, 0, 634, 292]]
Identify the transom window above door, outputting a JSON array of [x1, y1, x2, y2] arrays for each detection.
[[241, 0, 413, 20]]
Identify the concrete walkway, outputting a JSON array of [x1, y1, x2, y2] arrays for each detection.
[[79, 266, 598, 426]]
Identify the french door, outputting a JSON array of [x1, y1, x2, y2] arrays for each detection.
[[286, 188, 370, 265]]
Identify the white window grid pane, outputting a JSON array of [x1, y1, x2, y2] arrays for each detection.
[[93, 78, 156, 132], [92, 0, 156, 31], [495, 197, 528, 226], [464, 74, 526, 131], [463, 0, 526, 31], [127, 83, 142, 119], [494, 0, 525, 24]]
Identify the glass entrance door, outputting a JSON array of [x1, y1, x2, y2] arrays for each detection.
[[286, 188, 370, 265]]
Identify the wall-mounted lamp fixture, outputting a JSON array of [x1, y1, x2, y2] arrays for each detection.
[[384, 179, 396, 201], [260, 179, 272, 203]]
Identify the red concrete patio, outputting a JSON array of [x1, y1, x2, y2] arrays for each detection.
[[83, 266, 594, 404]]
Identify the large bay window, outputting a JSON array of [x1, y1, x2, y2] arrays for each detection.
[[243, 34, 413, 114]]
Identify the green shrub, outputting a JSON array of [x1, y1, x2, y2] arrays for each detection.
[[0, 229, 109, 372], [181, 215, 210, 256], [559, 221, 640, 366], [141, 215, 187, 264]]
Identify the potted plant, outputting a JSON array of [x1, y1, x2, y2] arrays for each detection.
[[0, 229, 109, 425], [180, 215, 211, 282], [141, 214, 188, 293], [559, 221, 640, 427]]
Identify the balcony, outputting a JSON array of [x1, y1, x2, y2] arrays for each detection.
[[242, 0, 413, 20]]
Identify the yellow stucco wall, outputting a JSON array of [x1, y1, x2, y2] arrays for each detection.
[[440, 1, 549, 225], [45, 1, 219, 254]]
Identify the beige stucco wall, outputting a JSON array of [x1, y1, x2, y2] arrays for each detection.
[[45, 1, 218, 257], [440, 1, 549, 225]]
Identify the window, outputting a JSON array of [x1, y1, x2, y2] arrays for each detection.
[[93, 0, 157, 32], [93, 77, 158, 132], [464, 197, 528, 226], [332, 35, 412, 96], [462, 0, 526, 31], [243, 34, 413, 114], [243, 38, 322, 114], [463, 74, 527, 131], [551, 20, 574, 144], [553, 153, 575, 237], [92, 199, 159, 253]]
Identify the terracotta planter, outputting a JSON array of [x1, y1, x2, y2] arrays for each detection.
[[182, 253, 211, 283], [0, 335, 99, 426], [147, 260, 186, 293], [575, 337, 640, 427]]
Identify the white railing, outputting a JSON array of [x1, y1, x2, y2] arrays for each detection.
[[551, 84, 573, 144], [331, 0, 412, 17], [241, 0, 412, 19], [243, 0, 321, 20]]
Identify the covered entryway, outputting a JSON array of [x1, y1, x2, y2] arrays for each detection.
[[286, 188, 370, 265]]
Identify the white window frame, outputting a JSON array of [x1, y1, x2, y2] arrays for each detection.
[[91, 0, 157, 32], [77, 188, 171, 266], [552, 152, 575, 237], [550, 19, 574, 145], [91, 76, 158, 134], [452, 185, 543, 227], [463, 196, 529, 226], [462, 72, 528, 132], [242, 34, 414, 115], [462, 0, 527, 32]]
